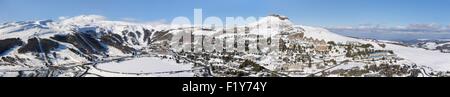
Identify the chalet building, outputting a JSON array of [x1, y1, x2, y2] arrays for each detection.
[[287, 33, 304, 40], [314, 41, 328, 53], [280, 63, 304, 71], [309, 38, 328, 53], [286, 32, 329, 53], [305, 37, 314, 42]]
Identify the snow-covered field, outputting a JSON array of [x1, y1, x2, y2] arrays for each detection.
[[385, 44, 450, 71], [89, 57, 196, 77], [97, 57, 193, 73]]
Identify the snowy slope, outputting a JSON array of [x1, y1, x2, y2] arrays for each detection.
[[0, 15, 173, 68], [299, 25, 385, 49], [385, 44, 450, 71], [298, 25, 450, 72]]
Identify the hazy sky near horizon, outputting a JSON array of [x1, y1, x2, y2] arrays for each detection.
[[1, 0, 450, 40]]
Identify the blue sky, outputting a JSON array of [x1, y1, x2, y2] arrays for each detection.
[[1, 0, 449, 26], [1, 0, 450, 40]]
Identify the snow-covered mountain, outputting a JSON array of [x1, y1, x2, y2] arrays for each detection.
[[406, 39, 450, 53], [1, 15, 169, 65], [1, 15, 449, 77]]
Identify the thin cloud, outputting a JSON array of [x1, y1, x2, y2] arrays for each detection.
[[326, 23, 450, 40], [327, 23, 450, 34]]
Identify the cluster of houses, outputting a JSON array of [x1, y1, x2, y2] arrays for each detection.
[[286, 32, 329, 53], [276, 32, 332, 71], [279, 62, 304, 71]]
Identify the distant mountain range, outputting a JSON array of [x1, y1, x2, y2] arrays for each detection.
[[402, 39, 450, 53]]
